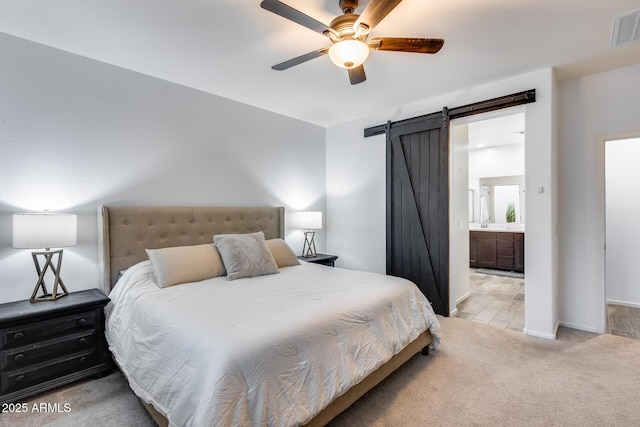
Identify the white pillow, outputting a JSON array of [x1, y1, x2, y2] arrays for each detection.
[[145, 244, 226, 288], [213, 231, 279, 281], [266, 238, 300, 268]]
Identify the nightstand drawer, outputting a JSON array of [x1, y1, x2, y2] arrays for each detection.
[[0, 289, 110, 404], [1, 349, 97, 394], [0, 311, 97, 349], [1, 330, 95, 371]]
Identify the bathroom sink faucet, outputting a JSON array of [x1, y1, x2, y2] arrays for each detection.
[[481, 219, 489, 228]]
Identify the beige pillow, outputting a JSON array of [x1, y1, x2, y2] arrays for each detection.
[[146, 244, 226, 288], [213, 231, 279, 281], [266, 238, 300, 268]]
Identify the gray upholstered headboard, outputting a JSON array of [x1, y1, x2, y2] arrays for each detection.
[[97, 206, 285, 293]]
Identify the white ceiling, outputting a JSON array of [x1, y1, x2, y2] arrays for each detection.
[[468, 112, 524, 150], [1, 0, 640, 127]]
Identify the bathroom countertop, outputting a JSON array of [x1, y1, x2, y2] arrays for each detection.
[[469, 225, 525, 233]]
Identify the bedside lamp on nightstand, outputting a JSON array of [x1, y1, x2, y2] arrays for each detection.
[[295, 211, 322, 258], [13, 212, 77, 302]]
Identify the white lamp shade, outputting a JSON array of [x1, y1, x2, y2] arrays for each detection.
[[296, 211, 322, 230], [328, 40, 370, 69], [13, 213, 77, 249]]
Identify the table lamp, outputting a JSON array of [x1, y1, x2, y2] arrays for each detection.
[[13, 212, 77, 302], [296, 211, 322, 258]]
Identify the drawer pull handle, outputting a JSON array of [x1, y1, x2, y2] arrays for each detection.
[[14, 353, 25, 362], [78, 318, 88, 326], [78, 338, 87, 345], [80, 356, 87, 363], [14, 332, 24, 340], [16, 375, 25, 383]]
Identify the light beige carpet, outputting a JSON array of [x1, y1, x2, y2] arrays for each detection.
[[330, 317, 640, 426], [3, 316, 639, 427]]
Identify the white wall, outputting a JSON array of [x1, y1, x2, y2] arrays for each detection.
[[469, 144, 525, 188], [0, 34, 326, 304], [450, 123, 470, 314], [557, 63, 640, 333], [605, 138, 640, 307], [327, 68, 558, 338], [325, 120, 387, 273]]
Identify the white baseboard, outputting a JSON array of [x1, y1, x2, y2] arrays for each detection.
[[558, 321, 602, 334], [456, 292, 471, 305], [606, 298, 640, 308], [523, 323, 558, 340], [449, 292, 471, 317]]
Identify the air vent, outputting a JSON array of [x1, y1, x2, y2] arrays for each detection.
[[611, 9, 640, 47]]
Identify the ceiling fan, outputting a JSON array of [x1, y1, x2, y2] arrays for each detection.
[[260, 0, 444, 85]]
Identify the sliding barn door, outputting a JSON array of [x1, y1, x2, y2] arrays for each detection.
[[386, 110, 450, 316]]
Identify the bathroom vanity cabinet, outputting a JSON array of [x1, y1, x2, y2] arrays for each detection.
[[470, 230, 524, 273]]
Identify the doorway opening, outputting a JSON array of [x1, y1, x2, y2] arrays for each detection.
[[450, 108, 526, 331], [605, 137, 640, 340]]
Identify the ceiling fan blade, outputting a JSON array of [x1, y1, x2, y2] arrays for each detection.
[[354, 0, 403, 32], [272, 47, 329, 71], [368, 37, 444, 54], [261, 0, 331, 36], [348, 65, 366, 85]]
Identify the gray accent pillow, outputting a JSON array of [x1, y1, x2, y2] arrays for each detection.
[[214, 231, 280, 281]]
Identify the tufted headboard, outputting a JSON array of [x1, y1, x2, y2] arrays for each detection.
[[97, 206, 285, 293]]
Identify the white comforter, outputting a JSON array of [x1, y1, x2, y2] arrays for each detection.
[[105, 261, 441, 427]]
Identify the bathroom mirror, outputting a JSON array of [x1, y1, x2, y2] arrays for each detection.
[[477, 175, 525, 224]]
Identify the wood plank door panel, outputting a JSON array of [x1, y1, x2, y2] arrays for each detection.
[[386, 110, 450, 316]]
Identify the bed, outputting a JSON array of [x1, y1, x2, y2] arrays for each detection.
[[98, 206, 441, 427]]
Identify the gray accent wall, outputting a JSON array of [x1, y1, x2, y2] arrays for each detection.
[[0, 33, 325, 303]]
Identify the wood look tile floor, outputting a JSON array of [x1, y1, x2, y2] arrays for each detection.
[[456, 269, 525, 332], [457, 270, 640, 341], [607, 303, 640, 339]]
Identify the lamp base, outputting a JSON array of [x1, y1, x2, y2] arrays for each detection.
[[30, 250, 69, 303], [31, 293, 68, 302], [302, 231, 318, 258]]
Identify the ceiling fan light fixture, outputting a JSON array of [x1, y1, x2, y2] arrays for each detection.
[[328, 39, 370, 69]]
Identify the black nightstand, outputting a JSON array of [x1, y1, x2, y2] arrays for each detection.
[[0, 289, 111, 405], [298, 254, 339, 267]]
